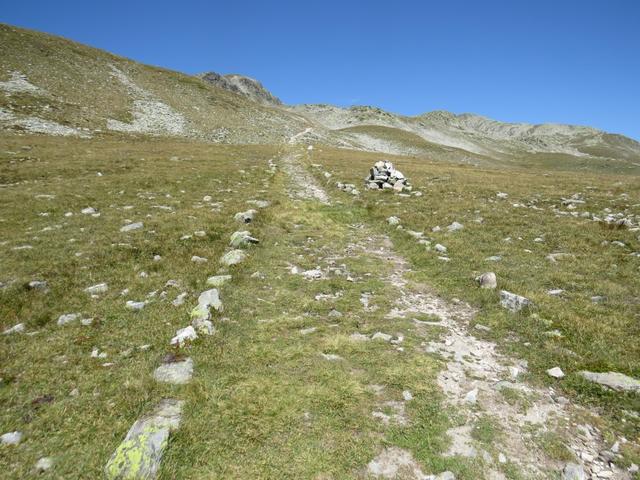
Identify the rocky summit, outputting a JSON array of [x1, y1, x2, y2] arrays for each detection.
[[0, 20, 639, 480]]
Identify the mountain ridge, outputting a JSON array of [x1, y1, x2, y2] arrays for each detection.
[[1, 22, 639, 173]]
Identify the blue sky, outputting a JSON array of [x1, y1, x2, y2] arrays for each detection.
[[2, 0, 639, 139]]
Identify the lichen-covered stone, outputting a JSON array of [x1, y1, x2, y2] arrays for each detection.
[[219, 249, 247, 266], [105, 399, 183, 479]]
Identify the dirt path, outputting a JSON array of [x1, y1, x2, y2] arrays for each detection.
[[277, 145, 630, 479]]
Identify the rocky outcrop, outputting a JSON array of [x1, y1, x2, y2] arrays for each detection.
[[197, 72, 282, 106]]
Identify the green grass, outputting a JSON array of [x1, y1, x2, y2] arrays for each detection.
[[2, 133, 639, 478]]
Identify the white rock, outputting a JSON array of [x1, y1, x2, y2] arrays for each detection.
[[57, 313, 79, 326], [125, 301, 145, 311], [547, 367, 565, 379], [170, 326, 198, 347], [387, 216, 400, 226], [500, 291, 532, 312], [84, 283, 108, 294], [171, 292, 188, 306], [372, 332, 392, 342], [435, 244, 447, 253], [464, 388, 478, 403], [0, 431, 22, 445], [120, 222, 143, 232], [3, 323, 25, 335], [153, 358, 193, 385], [476, 272, 497, 289], [81, 207, 97, 215], [34, 457, 53, 472], [320, 353, 343, 361], [191, 255, 208, 263], [447, 221, 464, 232], [402, 390, 413, 401], [496, 192, 508, 199]]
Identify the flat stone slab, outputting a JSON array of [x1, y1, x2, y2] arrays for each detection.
[[579, 371, 640, 392], [500, 290, 532, 312], [206, 275, 231, 287], [153, 358, 193, 385], [105, 399, 183, 479]]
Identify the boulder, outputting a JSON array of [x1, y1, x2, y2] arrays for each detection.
[[220, 250, 247, 266], [229, 231, 259, 248], [578, 371, 640, 392]]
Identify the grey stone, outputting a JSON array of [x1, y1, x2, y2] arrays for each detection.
[[57, 312, 80, 326], [120, 222, 143, 233], [3, 323, 25, 335], [476, 272, 497, 289], [126, 301, 145, 311], [28, 280, 48, 291], [562, 463, 586, 480], [230, 231, 259, 248], [435, 244, 447, 253], [372, 332, 392, 342], [500, 290, 532, 312], [234, 209, 257, 223], [446, 221, 464, 232], [387, 216, 401, 226], [84, 283, 108, 294], [578, 371, 640, 392], [170, 326, 198, 346], [436, 472, 456, 480], [219, 250, 247, 266], [105, 399, 183, 480], [206, 275, 232, 287], [153, 358, 193, 385], [547, 367, 565, 379], [191, 255, 208, 263]]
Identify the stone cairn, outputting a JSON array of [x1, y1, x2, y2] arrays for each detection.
[[365, 160, 411, 192]]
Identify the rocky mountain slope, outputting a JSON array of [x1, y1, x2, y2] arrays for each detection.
[[197, 71, 282, 106], [1, 22, 639, 173]]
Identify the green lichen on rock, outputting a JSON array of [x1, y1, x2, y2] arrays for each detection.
[[105, 399, 183, 479]]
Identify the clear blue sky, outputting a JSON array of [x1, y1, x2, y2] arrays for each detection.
[[2, 0, 639, 139]]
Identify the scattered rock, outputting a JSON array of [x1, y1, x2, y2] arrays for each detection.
[[153, 358, 193, 385], [81, 207, 97, 215], [171, 292, 187, 307], [57, 313, 79, 326], [104, 399, 183, 480], [28, 280, 48, 291], [547, 367, 565, 379], [220, 250, 247, 266], [476, 272, 497, 289], [446, 221, 464, 232], [170, 326, 198, 347], [234, 209, 257, 223], [546, 253, 575, 263], [206, 275, 232, 287], [435, 244, 447, 253], [578, 371, 640, 392], [320, 353, 343, 361], [0, 431, 22, 445], [500, 291, 532, 312], [387, 216, 401, 226], [120, 222, 143, 233], [372, 332, 392, 342], [562, 463, 586, 480], [3, 323, 25, 335], [191, 255, 208, 263], [229, 231, 259, 248], [84, 283, 108, 294], [34, 457, 53, 473], [125, 301, 145, 311]]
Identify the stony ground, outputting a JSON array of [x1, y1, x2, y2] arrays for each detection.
[[0, 133, 638, 479]]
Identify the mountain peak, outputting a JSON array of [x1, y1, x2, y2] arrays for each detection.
[[197, 71, 282, 106]]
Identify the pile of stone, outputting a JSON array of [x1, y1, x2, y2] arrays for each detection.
[[365, 160, 411, 192]]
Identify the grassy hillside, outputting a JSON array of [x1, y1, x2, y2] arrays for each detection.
[[0, 23, 309, 144]]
